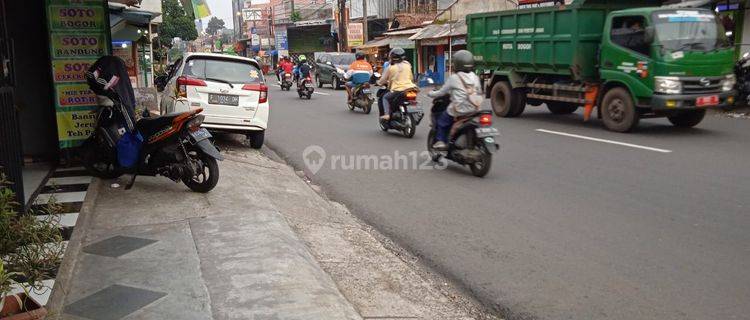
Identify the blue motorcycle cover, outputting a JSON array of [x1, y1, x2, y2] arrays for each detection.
[[116, 131, 143, 168]]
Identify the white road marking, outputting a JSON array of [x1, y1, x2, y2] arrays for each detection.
[[313, 91, 331, 95], [535, 129, 673, 153]]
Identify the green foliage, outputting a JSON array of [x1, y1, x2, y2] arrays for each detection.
[[0, 171, 64, 300], [159, 0, 199, 48], [290, 11, 302, 22], [206, 17, 226, 36]]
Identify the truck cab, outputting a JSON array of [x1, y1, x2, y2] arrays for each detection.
[[469, 1, 736, 132], [599, 7, 735, 130]]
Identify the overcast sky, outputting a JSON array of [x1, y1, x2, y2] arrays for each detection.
[[202, 0, 235, 31]]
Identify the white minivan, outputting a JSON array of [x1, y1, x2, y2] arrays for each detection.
[[158, 53, 268, 149]]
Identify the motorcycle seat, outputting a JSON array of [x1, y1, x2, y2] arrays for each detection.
[[136, 110, 199, 138], [455, 110, 492, 121]]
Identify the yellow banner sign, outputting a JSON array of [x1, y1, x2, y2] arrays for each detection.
[[48, 5, 106, 31], [55, 83, 97, 108], [51, 34, 107, 59], [56, 111, 97, 142], [52, 59, 94, 82]]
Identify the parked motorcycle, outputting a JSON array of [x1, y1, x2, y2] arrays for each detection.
[[297, 75, 314, 99], [347, 72, 380, 114], [735, 51, 750, 107], [280, 72, 293, 91], [426, 94, 499, 178], [378, 89, 424, 138], [81, 57, 223, 193]]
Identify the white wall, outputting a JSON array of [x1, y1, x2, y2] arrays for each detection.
[[139, 0, 163, 23]]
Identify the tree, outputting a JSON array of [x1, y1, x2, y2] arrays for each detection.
[[158, 0, 198, 48], [206, 17, 226, 36]]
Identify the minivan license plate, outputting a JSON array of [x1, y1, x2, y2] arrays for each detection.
[[209, 94, 239, 106]]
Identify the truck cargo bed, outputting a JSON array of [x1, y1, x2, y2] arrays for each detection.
[[467, 0, 662, 81]]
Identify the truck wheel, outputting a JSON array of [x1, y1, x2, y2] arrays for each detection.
[[491, 81, 525, 117], [547, 102, 578, 115], [601, 88, 639, 132], [509, 90, 527, 117], [667, 110, 706, 128]]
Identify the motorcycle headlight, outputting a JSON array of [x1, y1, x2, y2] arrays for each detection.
[[722, 74, 736, 92], [654, 77, 682, 94]]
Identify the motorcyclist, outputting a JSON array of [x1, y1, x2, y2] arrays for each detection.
[[345, 51, 373, 103], [428, 50, 483, 150], [376, 47, 417, 120], [278, 57, 294, 83], [294, 55, 312, 84]]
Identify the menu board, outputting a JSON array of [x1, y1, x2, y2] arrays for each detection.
[[46, 0, 111, 148]]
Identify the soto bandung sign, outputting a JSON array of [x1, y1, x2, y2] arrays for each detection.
[[46, 0, 110, 149]]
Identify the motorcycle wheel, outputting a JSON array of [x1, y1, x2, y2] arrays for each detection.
[[402, 114, 416, 138], [469, 145, 492, 178], [347, 99, 355, 111], [363, 100, 372, 114], [379, 119, 388, 132], [182, 151, 219, 193], [426, 129, 442, 162], [81, 136, 123, 179]]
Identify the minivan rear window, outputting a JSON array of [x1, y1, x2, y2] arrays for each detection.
[[183, 57, 263, 84]]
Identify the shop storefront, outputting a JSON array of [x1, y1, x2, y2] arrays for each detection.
[[109, 3, 160, 87], [0, 0, 112, 205], [286, 21, 337, 54], [410, 21, 466, 86]]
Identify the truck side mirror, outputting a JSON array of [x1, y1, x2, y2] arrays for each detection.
[[644, 26, 655, 44]]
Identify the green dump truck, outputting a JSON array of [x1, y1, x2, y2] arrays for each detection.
[[467, 0, 736, 132]]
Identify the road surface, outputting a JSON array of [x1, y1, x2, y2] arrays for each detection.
[[263, 82, 750, 320]]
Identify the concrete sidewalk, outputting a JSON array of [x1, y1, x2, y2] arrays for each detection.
[[46, 150, 360, 319], [46, 135, 493, 320]]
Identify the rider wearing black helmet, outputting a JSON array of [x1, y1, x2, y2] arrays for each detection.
[[427, 50, 483, 150], [376, 47, 416, 120]]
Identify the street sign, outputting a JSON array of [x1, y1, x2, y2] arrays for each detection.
[[251, 34, 260, 46], [242, 9, 262, 21], [348, 23, 363, 47], [274, 28, 288, 50]]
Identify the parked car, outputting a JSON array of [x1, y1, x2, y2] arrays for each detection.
[[314, 52, 355, 89], [156, 53, 269, 149]]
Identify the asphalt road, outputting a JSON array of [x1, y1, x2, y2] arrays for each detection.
[[263, 82, 750, 320]]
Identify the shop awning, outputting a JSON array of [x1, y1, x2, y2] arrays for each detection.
[[409, 20, 466, 41], [109, 3, 161, 41], [357, 37, 391, 49], [356, 35, 415, 49]]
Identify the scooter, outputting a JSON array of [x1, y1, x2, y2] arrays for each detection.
[[297, 75, 314, 99], [426, 94, 499, 178], [347, 72, 380, 114], [378, 89, 424, 138], [280, 72, 293, 91], [81, 58, 223, 192]]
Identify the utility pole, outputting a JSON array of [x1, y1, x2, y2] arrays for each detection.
[[290, 0, 295, 20], [338, 0, 347, 51], [362, 0, 367, 43]]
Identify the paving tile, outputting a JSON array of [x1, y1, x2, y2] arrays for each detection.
[[82, 235, 157, 258], [64, 284, 166, 320]]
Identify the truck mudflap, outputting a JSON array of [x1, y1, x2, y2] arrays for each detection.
[[649, 91, 736, 110]]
